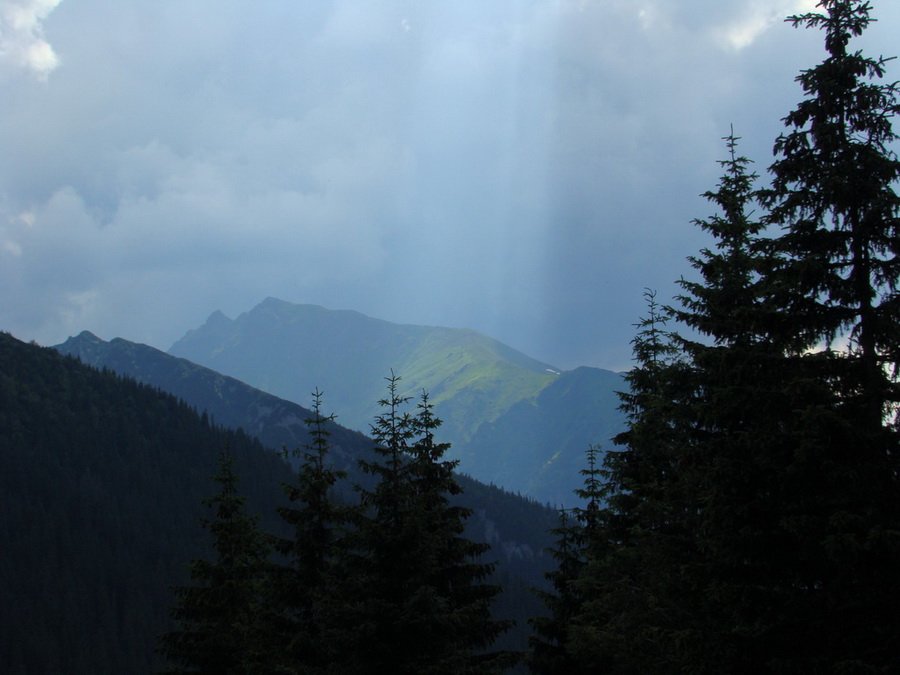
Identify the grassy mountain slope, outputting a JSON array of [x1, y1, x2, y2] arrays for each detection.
[[169, 298, 557, 446], [168, 298, 626, 506], [462, 366, 625, 506]]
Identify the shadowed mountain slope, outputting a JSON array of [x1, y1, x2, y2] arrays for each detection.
[[56, 330, 558, 558], [463, 366, 625, 507], [1, 331, 294, 674], [56, 329, 369, 478]]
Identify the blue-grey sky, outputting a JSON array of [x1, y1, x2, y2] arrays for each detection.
[[1, 0, 898, 371]]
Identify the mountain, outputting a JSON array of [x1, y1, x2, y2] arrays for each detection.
[[168, 297, 626, 506], [56, 330, 370, 479], [170, 298, 558, 444], [53, 330, 560, 656], [1, 331, 294, 674], [56, 330, 558, 557], [462, 366, 625, 507]]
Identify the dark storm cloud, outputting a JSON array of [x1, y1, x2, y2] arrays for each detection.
[[1, 0, 897, 369]]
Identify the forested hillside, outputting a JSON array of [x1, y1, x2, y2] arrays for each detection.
[[0, 332, 294, 674], [54, 329, 560, 580], [55, 330, 373, 481], [2, 331, 560, 672]]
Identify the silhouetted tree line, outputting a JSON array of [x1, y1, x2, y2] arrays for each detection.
[[160, 376, 517, 674], [529, 2, 900, 672]]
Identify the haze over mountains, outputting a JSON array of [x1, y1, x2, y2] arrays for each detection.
[[167, 297, 626, 506]]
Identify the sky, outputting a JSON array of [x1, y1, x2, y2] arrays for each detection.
[[1, 0, 899, 371]]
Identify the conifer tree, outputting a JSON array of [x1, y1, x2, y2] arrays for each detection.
[[765, 0, 900, 373], [340, 374, 512, 674], [567, 133, 823, 671], [567, 292, 700, 673], [757, 0, 900, 668], [159, 448, 272, 674], [406, 391, 513, 673], [269, 390, 353, 673], [670, 132, 808, 671], [529, 446, 604, 675]]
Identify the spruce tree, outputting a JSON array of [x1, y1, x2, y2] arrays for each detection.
[[159, 448, 272, 674], [529, 446, 604, 675], [765, 0, 900, 373], [670, 132, 810, 671], [269, 390, 353, 673], [340, 374, 512, 674], [758, 0, 900, 668], [568, 131, 835, 671], [406, 391, 513, 673], [338, 372, 417, 672], [567, 292, 700, 673]]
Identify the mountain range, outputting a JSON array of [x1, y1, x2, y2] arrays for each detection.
[[55, 328, 560, 551], [6, 297, 626, 670], [167, 297, 626, 506]]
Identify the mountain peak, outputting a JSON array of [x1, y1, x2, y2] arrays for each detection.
[[167, 308, 233, 353], [64, 330, 106, 346], [258, 296, 290, 308], [55, 330, 109, 362], [204, 309, 232, 328]]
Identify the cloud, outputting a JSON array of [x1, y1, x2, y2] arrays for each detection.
[[0, 0, 62, 79], [0, 0, 897, 370], [716, 0, 822, 50]]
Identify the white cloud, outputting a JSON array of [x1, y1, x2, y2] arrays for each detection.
[[717, 0, 821, 51], [0, 0, 63, 79], [14, 210, 35, 226]]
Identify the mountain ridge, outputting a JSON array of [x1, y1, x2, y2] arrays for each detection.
[[167, 298, 626, 505], [169, 298, 560, 443], [55, 329, 559, 554]]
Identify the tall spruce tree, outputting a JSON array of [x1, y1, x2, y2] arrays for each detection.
[[339, 374, 512, 674], [565, 291, 701, 673], [758, 0, 900, 668], [159, 449, 272, 674], [765, 0, 900, 370], [670, 133, 816, 672], [269, 390, 354, 673], [405, 391, 514, 673]]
